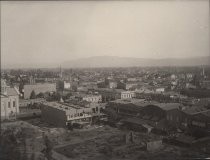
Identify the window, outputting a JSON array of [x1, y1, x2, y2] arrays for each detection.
[[176, 117, 179, 122], [92, 108, 96, 113], [8, 102, 11, 108], [100, 108, 103, 113], [13, 101, 16, 107]]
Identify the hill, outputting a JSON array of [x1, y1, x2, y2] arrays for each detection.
[[62, 56, 210, 68]]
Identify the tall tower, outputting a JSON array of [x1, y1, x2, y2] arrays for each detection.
[[202, 67, 205, 77], [59, 65, 63, 79]]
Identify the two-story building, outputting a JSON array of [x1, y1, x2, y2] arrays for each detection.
[[41, 101, 106, 127], [121, 91, 136, 99], [1, 79, 20, 120]]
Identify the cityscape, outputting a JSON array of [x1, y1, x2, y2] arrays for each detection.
[[1, 1, 210, 160]]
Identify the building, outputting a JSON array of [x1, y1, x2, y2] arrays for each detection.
[[108, 81, 118, 89], [121, 91, 136, 99], [106, 99, 154, 118], [183, 107, 210, 130], [200, 80, 210, 89], [41, 101, 106, 127], [127, 78, 137, 82], [23, 83, 56, 99], [82, 95, 102, 103], [56, 80, 71, 90], [138, 102, 183, 123], [166, 108, 189, 128], [106, 99, 184, 132], [94, 88, 122, 102], [155, 87, 165, 94], [171, 74, 177, 80], [118, 81, 138, 90], [64, 81, 71, 89], [135, 86, 155, 94], [166, 105, 210, 131], [1, 79, 20, 120]]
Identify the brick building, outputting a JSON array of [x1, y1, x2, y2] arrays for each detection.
[[41, 101, 105, 127]]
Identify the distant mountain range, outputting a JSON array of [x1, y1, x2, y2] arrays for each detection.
[[3, 55, 210, 69], [62, 56, 210, 68]]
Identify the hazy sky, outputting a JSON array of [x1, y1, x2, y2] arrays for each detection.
[[1, 0, 209, 68]]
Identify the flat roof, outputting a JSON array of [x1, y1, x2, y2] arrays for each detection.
[[110, 99, 156, 106], [43, 101, 105, 112], [95, 88, 125, 93], [110, 99, 182, 111], [42, 101, 83, 111]]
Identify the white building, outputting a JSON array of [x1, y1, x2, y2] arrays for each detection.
[[121, 91, 136, 99], [82, 95, 102, 103], [155, 88, 165, 93], [64, 81, 71, 89], [1, 79, 20, 120]]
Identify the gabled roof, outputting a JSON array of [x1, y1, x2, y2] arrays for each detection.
[[7, 87, 19, 96]]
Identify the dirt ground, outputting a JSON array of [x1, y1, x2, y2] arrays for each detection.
[[1, 118, 210, 160], [54, 126, 210, 160]]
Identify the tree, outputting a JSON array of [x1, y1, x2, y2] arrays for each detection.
[[36, 92, 44, 98], [30, 90, 36, 99]]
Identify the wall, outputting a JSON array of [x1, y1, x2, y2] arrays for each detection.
[[24, 83, 56, 99], [41, 104, 67, 127], [166, 109, 189, 127]]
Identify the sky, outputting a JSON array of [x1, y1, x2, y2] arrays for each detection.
[[1, 0, 209, 68]]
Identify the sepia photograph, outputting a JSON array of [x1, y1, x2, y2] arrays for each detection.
[[0, 0, 210, 160]]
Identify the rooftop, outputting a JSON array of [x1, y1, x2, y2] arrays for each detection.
[[7, 87, 19, 96], [156, 103, 183, 111], [182, 106, 210, 115], [110, 98, 150, 106], [110, 99, 182, 111], [42, 101, 83, 111], [42, 101, 106, 112]]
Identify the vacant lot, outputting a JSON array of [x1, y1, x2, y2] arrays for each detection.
[[54, 125, 210, 160], [1, 119, 209, 160]]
